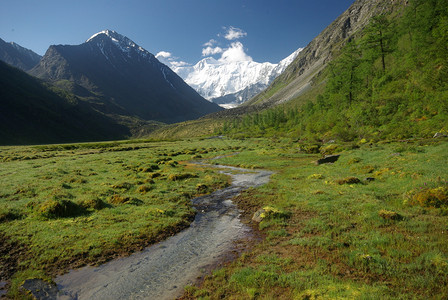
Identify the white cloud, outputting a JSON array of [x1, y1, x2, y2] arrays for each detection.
[[202, 46, 224, 56], [155, 51, 172, 59], [156, 51, 191, 73], [224, 26, 247, 40], [203, 39, 217, 47], [219, 42, 252, 63], [170, 60, 189, 68]]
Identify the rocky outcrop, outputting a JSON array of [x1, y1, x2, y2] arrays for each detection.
[[245, 0, 406, 107]]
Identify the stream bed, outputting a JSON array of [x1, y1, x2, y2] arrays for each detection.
[[55, 165, 272, 300]]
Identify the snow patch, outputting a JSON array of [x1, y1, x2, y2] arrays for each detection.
[[161, 66, 175, 89]]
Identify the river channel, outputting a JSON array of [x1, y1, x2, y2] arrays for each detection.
[[55, 165, 272, 300]]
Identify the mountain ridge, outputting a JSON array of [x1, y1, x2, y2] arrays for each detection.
[[0, 60, 130, 145], [0, 38, 41, 71], [30, 30, 223, 124], [162, 47, 302, 107], [245, 0, 402, 107]]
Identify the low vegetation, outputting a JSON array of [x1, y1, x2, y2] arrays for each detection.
[[0, 138, 246, 297], [180, 137, 448, 299], [1, 134, 447, 298]]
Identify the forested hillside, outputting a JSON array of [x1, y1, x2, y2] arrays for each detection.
[[220, 0, 448, 141]]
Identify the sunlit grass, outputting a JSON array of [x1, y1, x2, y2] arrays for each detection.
[[0, 137, 248, 296], [184, 138, 448, 299]]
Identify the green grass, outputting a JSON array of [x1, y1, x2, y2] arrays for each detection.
[[2, 137, 447, 298], [182, 138, 448, 299], [0, 138, 249, 297]]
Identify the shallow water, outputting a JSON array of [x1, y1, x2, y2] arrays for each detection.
[[56, 165, 272, 300]]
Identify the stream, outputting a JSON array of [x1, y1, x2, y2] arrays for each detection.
[[55, 165, 272, 300]]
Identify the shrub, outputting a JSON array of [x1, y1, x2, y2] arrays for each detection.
[[109, 194, 131, 204], [79, 198, 107, 210], [67, 177, 87, 184], [139, 164, 160, 172], [0, 209, 23, 222], [253, 206, 290, 222], [137, 185, 152, 193], [335, 177, 362, 185], [347, 157, 362, 164], [156, 157, 172, 164], [299, 144, 320, 154], [166, 160, 179, 167], [408, 186, 448, 208], [37, 199, 83, 219], [196, 184, 208, 192], [360, 165, 375, 174], [320, 144, 340, 155], [144, 178, 155, 184], [108, 195, 142, 205], [307, 174, 324, 180], [378, 209, 403, 221], [168, 173, 198, 181], [111, 182, 133, 190], [148, 172, 161, 179]]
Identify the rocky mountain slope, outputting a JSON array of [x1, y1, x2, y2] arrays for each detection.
[[30, 30, 222, 124], [0, 60, 129, 145], [245, 0, 402, 107], [0, 38, 41, 71]]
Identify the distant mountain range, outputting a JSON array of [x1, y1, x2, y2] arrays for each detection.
[[161, 48, 302, 108], [0, 38, 41, 71], [0, 30, 224, 144], [29, 30, 222, 124]]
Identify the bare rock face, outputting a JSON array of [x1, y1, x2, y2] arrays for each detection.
[[246, 0, 406, 107]]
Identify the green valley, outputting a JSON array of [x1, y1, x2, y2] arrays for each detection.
[[1, 0, 447, 299]]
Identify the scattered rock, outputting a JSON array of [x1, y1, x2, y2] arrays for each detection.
[[316, 154, 340, 165], [20, 279, 59, 300], [252, 206, 287, 222], [307, 174, 324, 180], [252, 208, 266, 222]]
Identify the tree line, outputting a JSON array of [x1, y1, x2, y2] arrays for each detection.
[[219, 0, 448, 141]]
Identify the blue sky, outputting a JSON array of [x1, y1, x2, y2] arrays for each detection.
[[0, 0, 354, 64]]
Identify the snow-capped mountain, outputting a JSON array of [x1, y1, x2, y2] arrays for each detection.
[[30, 30, 222, 123], [164, 48, 302, 108], [86, 30, 154, 61]]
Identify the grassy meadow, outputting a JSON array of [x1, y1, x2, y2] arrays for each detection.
[[181, 137, 448, 299], [1, 136, 447, 299], [0, 138, 247, 297]]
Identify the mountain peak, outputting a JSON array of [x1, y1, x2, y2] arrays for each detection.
[[85, 29, 150, 57], [86, 29, 125, 43]]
